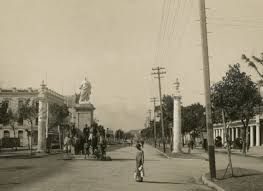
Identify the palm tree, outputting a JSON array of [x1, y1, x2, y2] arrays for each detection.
[[242, 53, 263, 79]]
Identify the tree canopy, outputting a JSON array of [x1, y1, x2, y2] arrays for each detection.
[[18, 99, 38, 125], [0, 100, 10, 125], [211, 64, 261, 123], [49, 103, 69, 127], [181, 103, 206, 134], [211, 63, 262, 154]]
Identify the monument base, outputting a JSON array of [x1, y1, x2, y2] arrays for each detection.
[[75, 103, 95, 130]]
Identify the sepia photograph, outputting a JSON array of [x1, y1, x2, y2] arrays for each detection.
[[0, 0, 263, 190]]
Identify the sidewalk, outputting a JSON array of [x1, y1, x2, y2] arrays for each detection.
[[0, 147, 62, 158], [151, 144, 263, 191], [215, 146, 263, 158]]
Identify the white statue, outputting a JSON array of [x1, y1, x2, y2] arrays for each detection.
[[79, 78, 91, 104]]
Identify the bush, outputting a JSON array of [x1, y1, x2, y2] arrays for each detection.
[[215, 136, 222, 147], [233, 137, 243, 149], [0, 138, 20, 148]]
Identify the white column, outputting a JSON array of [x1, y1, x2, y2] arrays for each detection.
[[173, 79, 182, 153], [256, 125, 260, 146], [37, 81, 47, 153], [221, 128, 225, 144], [46, 103, 49, 138], [214, 129, 216, 140], [231, 128, 234, 141], [256, 115, 260, 146], [250, 126, 254, 147]]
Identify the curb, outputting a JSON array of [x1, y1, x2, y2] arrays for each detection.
[[0, 154, 46, 159], [0, 151, 62, 159], [152, 147, 171, 159], [150, 145, 206, 161], [201, 174, 225, 191], [215, 149, 263, 159]]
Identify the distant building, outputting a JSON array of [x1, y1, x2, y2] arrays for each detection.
[[213, 115, 263, 147], [0, 84, 65, 148]]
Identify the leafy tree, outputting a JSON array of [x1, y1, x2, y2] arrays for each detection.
[[181, 103, 205, 135], [49, 103, 69, 149], [211, 64, 261, 155], [162, 95, 174, 140], [0, 100, 10, 125], [49, 104, 69, 127], [124, 132, 134, 140], [115, 129, 125, 141], [18, 99, 38, 155]]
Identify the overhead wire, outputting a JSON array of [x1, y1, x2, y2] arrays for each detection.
[[154, 0, 168, 66], [161, 0, 181, 65], [159, 0, 183, 66], [158, 0, 173, 66]]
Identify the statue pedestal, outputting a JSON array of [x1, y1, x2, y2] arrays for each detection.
[[75, 103, 95, 130]]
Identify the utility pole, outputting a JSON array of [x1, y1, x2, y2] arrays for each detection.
[[148, 109, 152, 123], [152, 67, 166, 153], [148, 109, 153, 143], [151, 97, 158, 148], [199, 0, 216, 179]]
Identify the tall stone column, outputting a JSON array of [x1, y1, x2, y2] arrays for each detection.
[[172, 79, 182, 153], [37, 81, 47, 153]]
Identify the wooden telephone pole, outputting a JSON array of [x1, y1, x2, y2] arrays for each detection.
[[199, 0, 216, 178], [152, 67, 166, 153], [151, 97, 158, 147]]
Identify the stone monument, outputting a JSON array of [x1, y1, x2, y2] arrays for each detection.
[[172, 79, 182, 153], [37, 81, 47, 153], [75, 78, 95, 130]]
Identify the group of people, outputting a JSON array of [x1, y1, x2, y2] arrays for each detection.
[[63, 124, 107, 160]]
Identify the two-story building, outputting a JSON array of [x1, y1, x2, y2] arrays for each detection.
[[0, 82, 66, 149]]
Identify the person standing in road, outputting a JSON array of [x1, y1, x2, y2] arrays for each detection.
[[135, 143, 144, 182], [141, 139, 144, 148]]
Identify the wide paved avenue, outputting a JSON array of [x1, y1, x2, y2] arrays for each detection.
[[4, 145, 213, 191]]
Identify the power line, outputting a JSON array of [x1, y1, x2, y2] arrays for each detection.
[[154, 0, 169, 66], [160, 0, 182, 65], [159, 0, 174, 64]]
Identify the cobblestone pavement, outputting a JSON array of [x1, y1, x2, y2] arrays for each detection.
[[2, 144, 213, 191]]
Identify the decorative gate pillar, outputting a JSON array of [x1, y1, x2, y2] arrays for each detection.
[[172, 79, 182, 153], [37, 81, 47, 152]]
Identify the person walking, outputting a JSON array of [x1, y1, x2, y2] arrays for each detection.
[[135, 143, 144, 182]]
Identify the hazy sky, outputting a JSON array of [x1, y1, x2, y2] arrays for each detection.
[[1, 0, 263, 131]]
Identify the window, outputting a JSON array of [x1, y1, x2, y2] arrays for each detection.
[[3, 130, 10, 138], [18, 100, 24, 125], [18, 130, 23, 139], [18, 116, 23, 125], [35, 117, 38, 126]]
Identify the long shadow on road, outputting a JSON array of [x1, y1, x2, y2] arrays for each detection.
[[142, 181, 191, 185], [110, 158, 160, 162]]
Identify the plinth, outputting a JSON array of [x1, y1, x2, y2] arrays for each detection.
[[75, 103, 95, 130]]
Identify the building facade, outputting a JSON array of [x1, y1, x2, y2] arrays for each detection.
[[213, 114, 263, 147], [0, 82, 65, 149]]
